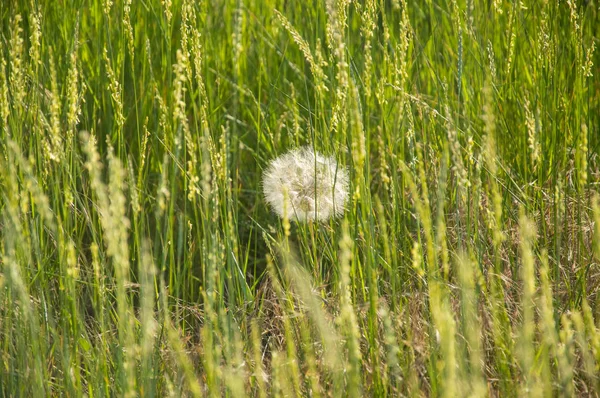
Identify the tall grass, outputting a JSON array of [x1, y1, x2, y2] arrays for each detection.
[[1, 0, 599, 395]]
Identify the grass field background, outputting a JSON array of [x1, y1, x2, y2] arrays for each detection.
[[1, 0, 599, 395]]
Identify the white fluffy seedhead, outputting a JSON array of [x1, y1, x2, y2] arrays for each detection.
[[262, 147, 349, 222]]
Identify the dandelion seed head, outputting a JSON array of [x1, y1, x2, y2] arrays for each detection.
[[263, 147, 349, 222]]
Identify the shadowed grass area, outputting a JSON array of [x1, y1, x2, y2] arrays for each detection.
[[1, 0, 599, 395]]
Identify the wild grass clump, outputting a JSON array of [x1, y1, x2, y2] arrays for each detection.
[[1, 0, 599, 396]]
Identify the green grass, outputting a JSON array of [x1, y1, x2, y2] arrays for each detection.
[[1, 0, 599, 395]]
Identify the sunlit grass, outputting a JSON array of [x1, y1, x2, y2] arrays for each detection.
[[1, 0, 599, 395]]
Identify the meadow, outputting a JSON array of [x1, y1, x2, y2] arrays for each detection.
[[1, 0, 599, 396]]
